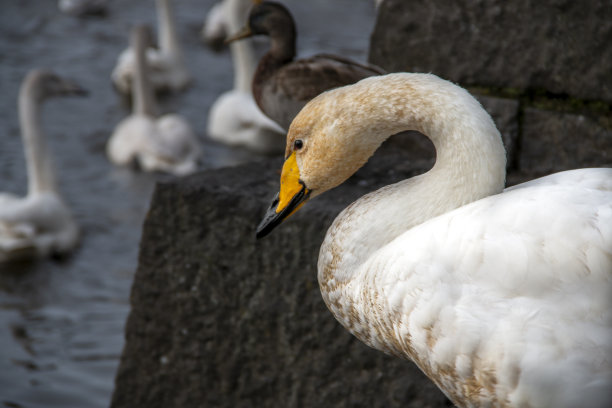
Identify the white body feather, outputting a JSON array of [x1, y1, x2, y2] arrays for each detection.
[[321, 169, 612, 407], [0, 192, 78, 262], [107, 114, 200, 176], [207, 90, 285, 153]]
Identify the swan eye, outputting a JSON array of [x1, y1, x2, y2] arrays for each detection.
[[294, 139, 304, 151]]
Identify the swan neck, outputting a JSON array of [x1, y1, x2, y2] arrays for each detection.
[[156, 0, 181, 58], [132, 30, 158, 117], [348, 75, 507, 204], [227, 0, 256, 93], [19, 80, 56, 195], [317, 73, 507, 283]]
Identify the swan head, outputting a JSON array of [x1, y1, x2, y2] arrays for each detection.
[[225, 1, 295, 44], [256, 80, 385, 238], [23, 69, 87, 102]]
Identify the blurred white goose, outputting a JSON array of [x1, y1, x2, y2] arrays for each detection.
[[107, 25, 201, 176], [111, 0, 190, 94], [257, 73, 612, 407], [0, 70, 86, 262], [207, 0, 285, 154]]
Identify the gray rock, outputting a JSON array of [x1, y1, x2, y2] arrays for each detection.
[[518, 107, 612, 177], [370, 0, 612, 103], [475, 95, 520, 171], [111, 153, 452, 408]]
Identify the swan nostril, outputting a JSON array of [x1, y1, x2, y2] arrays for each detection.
[[270, 192, 280, 208]]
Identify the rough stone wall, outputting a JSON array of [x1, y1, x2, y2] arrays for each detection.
[[113, 1, 611, 406], [370, 0, 611, 181], [111, 157, 452, 408]]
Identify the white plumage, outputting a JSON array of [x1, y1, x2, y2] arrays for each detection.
[[1, 70, 84, 262], [111, 0, 190, 94], [206, 0, 285, 154], [107, 25, 201, 176], [258, 73, 612, 407]]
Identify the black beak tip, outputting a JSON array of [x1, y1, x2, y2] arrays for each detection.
[[255, 193, 280, 240], [255, 224, 270, 239]]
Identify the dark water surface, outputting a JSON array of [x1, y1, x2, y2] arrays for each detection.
[[0, 0, 376, 406]]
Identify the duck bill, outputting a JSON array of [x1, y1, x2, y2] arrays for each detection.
[[256, 153, 311, 239], [225, 25, 253, 44]]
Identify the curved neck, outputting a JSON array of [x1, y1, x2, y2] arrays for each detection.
[[156, 0, 182, 58], [132, 30, 157, 117], [19, 81, 56, 195], [227, 0, 256, 93], [317, 73, 507, 285]]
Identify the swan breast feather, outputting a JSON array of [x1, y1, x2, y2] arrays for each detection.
[[343, 169, 612, 406]]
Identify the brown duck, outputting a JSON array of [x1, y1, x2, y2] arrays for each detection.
[[227, 1, 385, 130]]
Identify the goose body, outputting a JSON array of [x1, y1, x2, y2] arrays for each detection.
[[107, 25, 201, 176], [229, 1, 385, 131], [111, 0, 190, 94], [207, 0, 285, 154], [1, 70, 85, 262], [257, 73, 612, 407]]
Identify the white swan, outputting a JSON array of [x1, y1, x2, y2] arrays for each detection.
[[256, 73, 612, 408], [0, 70, 85, 262], [206, 0, 285, 154], [111, 0, 190, 94], [107, 25, 201, 176]]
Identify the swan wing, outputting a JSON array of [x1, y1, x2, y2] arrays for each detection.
[[356, 168, 612, 407]]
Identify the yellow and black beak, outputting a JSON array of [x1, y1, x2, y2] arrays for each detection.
[[225, 25, 254, 44], [256, 153, 311, 238]]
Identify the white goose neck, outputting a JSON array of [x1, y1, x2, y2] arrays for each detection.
[[156, 0, 182, 59], [226, 0, 256, 93], [132, 29, 158, 117], [19, 79, 57, 196], [317, 73, 506, 285]]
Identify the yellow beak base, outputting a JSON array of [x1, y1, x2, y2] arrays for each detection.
[[256, 153, 311, 238]]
